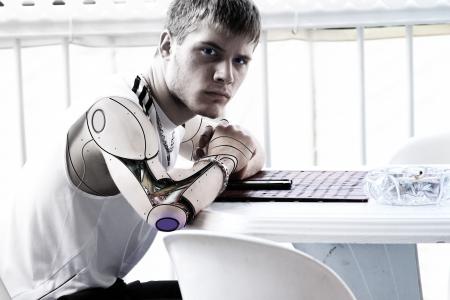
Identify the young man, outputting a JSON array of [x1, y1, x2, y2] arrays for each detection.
[[0, 0, 263, 299]]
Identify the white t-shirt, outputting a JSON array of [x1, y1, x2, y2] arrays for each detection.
[[0, 74, 184, 299]]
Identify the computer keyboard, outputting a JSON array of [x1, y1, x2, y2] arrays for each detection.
[[217, 170, 369, 202]]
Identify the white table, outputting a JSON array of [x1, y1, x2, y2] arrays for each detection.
[[190, 200, 450, 243]]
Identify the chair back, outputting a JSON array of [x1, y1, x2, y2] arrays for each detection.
[[164, 230, 356, 300], [390, 132, 450, 164], [0, 277, 11, 300]]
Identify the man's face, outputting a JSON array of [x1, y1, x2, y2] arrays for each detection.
[[162, 24, 256, 118]]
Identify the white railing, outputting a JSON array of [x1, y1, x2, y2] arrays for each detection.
[[406, 25, 416, 138], [307, 29, 318, 166], [12, 39, 27, 165], [356, 27, 367, 165], [2, 1, 450, 168]]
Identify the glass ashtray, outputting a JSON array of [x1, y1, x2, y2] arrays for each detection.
[[365, 166, 450, 206]]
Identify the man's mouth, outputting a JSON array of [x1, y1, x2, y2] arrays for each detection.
[[204, 90, 231, 101]]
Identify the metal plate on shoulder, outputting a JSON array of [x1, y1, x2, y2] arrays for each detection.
[[87, 97, 158, 160]]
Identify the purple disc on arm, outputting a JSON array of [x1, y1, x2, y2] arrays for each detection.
[[156, 218, 179, 232]]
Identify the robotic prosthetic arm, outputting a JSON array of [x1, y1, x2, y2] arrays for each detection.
[[66, 96, 232, 232]]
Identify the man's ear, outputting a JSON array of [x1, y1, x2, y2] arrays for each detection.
[[159, 30, 173, 60]]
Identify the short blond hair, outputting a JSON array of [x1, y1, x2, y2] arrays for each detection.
[[165, 0, 261, 45]]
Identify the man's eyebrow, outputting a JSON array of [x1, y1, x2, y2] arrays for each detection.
[[239, 54, 252, 62], [199, 41, 225, 52]]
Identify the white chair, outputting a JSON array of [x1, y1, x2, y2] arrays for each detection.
[[390, 132, 450, 164], [164, 230, 356, 300], [0, 278, 11, 300]]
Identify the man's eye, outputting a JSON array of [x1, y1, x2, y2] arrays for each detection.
[[234, 57, 248, 65], [201, 48, 217, 56]]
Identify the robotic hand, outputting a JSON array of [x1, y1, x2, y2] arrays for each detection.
[[66, 97, 231, 232]]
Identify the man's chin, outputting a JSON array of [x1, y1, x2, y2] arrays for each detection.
[[196, 107, 223, 119]]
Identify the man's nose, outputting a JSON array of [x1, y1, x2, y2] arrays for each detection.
[[213, 61, 234, 84]]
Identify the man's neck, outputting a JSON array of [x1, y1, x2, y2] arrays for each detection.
[[144, 58, 195, 126]]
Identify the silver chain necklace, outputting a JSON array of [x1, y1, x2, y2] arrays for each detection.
[[155, 108, 175, 166], [141, 75, 176, 166]]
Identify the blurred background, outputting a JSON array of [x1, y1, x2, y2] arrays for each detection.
[[1, 0, 450, 299]]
